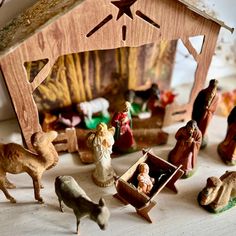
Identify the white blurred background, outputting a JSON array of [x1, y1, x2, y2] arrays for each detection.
[[0, 0, 235, 121]]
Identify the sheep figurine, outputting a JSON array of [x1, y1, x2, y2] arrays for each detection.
[[77, 97, 109, 121], [55, 176, 110, 235]]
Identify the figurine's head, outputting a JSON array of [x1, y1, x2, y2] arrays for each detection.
[[186, 120, 197, 134], [96, 123, 107, 135], [121, 101, 131, 112], [209, 79, 218, 89], [139, 163, 149, 174], [199, 177, 222, 206], [32, 130, 58, 149], [151, 83, 159, 90], [151, 83, 160, 99], [91, 198, 110, 231]]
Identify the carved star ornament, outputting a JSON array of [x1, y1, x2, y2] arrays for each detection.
[[87, 0, 160, 40]]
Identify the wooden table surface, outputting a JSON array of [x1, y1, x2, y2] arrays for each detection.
[[0, 116, 235, 236]]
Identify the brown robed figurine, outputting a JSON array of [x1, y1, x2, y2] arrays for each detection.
[[168, 120, 202, 178], [192, 79, 219, 148], [218, 106, 236, 165]]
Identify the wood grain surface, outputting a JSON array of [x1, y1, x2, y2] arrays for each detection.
[[0, 0, 224, 150]]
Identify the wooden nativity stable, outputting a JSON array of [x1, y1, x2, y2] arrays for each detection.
[[0, 0, 234, 151]]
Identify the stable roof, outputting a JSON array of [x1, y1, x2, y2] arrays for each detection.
[[0, 0, 234, 57]]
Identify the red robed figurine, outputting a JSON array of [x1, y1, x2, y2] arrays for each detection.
[[111, 101, 136, 153]]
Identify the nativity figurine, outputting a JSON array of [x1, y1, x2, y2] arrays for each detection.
[[198, 171, 236, 213], [87, 123, 115, 187], [111, 101, 136, 153], [77, 97, 110, 129], [0, 130, 58, 203], [77, 97, 109, 121], [125, 83, 161, 112], [137, 163, 155, 195], [192, 79, 219, 148], [168, 120, 202, 178], [55, 176, 110, 235], [218, 106, 236, 165]]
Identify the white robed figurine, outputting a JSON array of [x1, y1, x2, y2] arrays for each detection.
[[87, 123, 115, 187]]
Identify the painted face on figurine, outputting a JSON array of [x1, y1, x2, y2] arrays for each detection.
[[186, 120, 196, 135], [206, 79, 218, 101], [97, 123, 107, 135], [139, 163, 149, 174], [121, 101, 130, 113]]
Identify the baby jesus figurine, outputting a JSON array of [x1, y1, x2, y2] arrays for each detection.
[[137, 163, 155, 195]]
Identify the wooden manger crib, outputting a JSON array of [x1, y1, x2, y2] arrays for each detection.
[[114, 149, 184, 223]]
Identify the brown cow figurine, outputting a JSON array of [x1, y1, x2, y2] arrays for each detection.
[[0, 130, 58, 203], [55, 176, 110, 235]]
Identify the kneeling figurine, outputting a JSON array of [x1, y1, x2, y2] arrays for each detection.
[[198, 171, 236, 213], [55, 176, 110, 235], [168, 120, 202, 178]]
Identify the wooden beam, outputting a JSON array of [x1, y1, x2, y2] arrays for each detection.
[[30, 57, 56, 92], [182, 38, 199, 62]]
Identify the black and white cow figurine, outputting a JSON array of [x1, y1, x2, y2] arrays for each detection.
[[125, 83, 161, 111]]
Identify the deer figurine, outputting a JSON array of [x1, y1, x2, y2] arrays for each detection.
[[0, 130, 58, 203]]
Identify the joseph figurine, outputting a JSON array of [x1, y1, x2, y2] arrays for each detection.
[[168, 120, 202, 178], [192, 79, 219, 148]]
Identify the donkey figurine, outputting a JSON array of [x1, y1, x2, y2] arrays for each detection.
[[55, 176, 110, 235]]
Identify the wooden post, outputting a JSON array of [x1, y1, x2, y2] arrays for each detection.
[[54, 128, 79, 153], [0, 52, 41, 150]]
